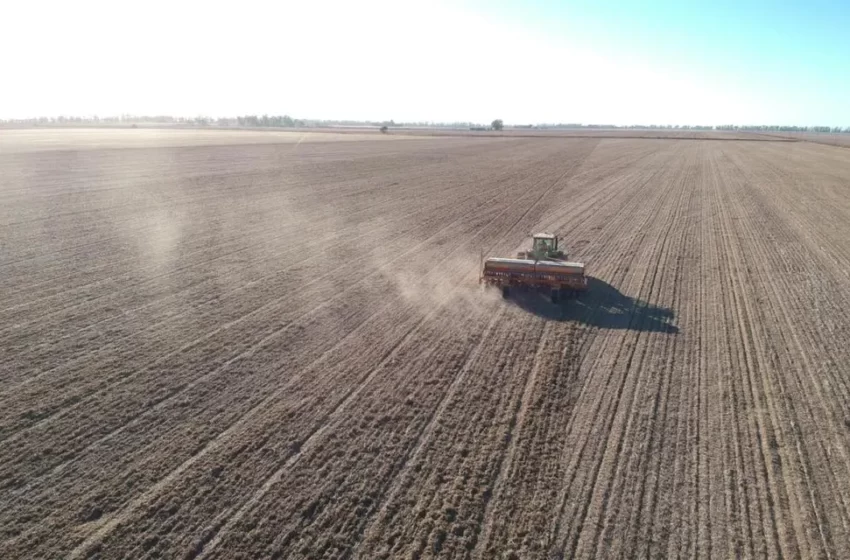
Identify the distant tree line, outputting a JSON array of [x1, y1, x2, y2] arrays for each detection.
[[0, 115, 490, 130], [0, 115, 214, 126], [535, 123, 850, 133], [713, 124, 846, 133], [1, 115, 848, 134], [232, 115, 306, 127]]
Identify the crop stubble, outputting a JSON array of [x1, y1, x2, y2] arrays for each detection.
[[1, 131, 850, 558]]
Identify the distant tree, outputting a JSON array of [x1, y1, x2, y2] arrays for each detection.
[[491, 119, 504, 131], [380, 125, 388, 133]]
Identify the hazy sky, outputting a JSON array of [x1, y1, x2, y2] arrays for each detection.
[[3, 0, 848, 125]]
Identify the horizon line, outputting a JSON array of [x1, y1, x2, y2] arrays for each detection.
[[2, 115, 849, 131]]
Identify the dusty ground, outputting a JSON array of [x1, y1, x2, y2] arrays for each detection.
[[2, 131, 850, 559], [784, 132, 850, 148], [302, 127, 777, 141], [0, 128, 416, 153]]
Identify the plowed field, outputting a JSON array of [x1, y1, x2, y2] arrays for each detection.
[[3, 130, 850, 559]]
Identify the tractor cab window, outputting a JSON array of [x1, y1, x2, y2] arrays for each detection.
[[534, 237, 555, 252]]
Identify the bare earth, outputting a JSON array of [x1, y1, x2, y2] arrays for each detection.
[[784, 133, 850, 148], [2, 130, 850, 559], [0, 128, 415, 153]]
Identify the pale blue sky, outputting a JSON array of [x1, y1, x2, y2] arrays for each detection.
[[2, 0, 847, 125], [471, 0, 849, 125]]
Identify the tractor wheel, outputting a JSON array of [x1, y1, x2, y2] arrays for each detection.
[[502, 286, 510, 299]]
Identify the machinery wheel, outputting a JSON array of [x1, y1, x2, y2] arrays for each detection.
[[551, 288, 559, 304], [502, 286, 510, 299]]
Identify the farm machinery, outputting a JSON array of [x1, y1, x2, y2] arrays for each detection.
[[480, 233, 587, 303]]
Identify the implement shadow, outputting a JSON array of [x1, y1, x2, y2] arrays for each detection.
[[506, 277, 678, 333]]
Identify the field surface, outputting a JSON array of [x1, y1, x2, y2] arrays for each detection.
[[780, 132, 850, 148], [0, 128, 413, 153], [3, 130, 850, 558]]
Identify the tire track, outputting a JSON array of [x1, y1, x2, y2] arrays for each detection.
[[0, 192, 512, 506], [472, 321, 553, 553], [66, 298, 435, 560], [188, 140, 601, 559], [546, 143, 689, 557], [472, 142, 685, 557], [0, 165, 509, 391], [6, 137, 850, 558], [579, 143, 692, 558], [0, 171, 518, 441], [710, 147, 812, 558], [198, 297, 509, 560], [718, 145, 849, 556], [55, 141, 595, 558]]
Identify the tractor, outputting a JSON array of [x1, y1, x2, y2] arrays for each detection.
[[480, 233, 587, 303]]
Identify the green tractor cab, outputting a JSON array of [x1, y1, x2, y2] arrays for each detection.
[[517, 233, 566, 261]]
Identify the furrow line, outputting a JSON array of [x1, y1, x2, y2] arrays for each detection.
[[54, 146, 586, 557]]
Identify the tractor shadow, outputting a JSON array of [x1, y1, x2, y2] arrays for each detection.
[[506, 277, 678, 333]]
